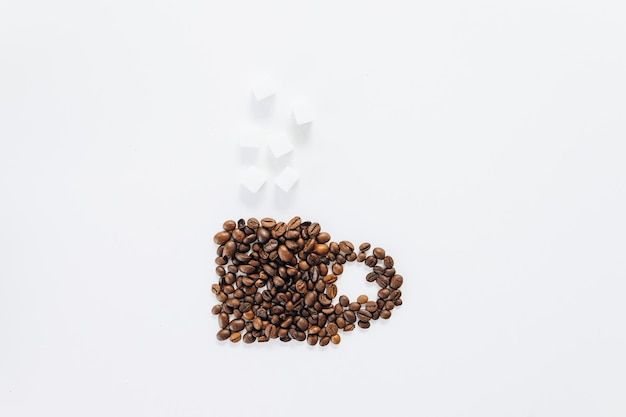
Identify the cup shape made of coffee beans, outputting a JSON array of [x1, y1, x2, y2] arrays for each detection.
[[212, 217, 403, 346]]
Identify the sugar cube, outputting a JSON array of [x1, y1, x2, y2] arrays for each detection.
[[251, 79, 276, 102], [240, 166, 267, 193], [293, 102, 314, 125], [267, 131, 293, 158], [275, 166, 299, 192]]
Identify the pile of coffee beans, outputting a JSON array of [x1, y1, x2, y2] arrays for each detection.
[[212, 217, 403, 346]]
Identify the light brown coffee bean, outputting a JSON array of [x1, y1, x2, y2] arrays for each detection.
[[261, 218, 276, 228], [390, 274, 404, 289], [213, 231, 231, 245], [229, 332, 242, 343], [332, 263, 343, 275], [287, 216, 301, 230], [357, 295, 368, 304]]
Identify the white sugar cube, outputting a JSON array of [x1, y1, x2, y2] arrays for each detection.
[[239, 127, 265, 148], [267, 132, 293, 158], [240, 166, 267, 193], [275, 167, 299, 192], [251, 79, 276, 101], [293, 102, 314, 125]]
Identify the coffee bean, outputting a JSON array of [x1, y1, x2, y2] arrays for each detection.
[[211, 305, 222, 315], [327, 322, 339, 336], [287, 216, 301, 230], [223, 220, 236, 231], [373, 247, 386, 259], [390, 275, 404, 289], [343, 310, 356, 323], [357, 321, 370, 329], [323, 274, 337, 284], [332, 263, 343, 275], [218, 313, 229, 328], [357, 310, 372, 322], [313, 243, 329, 255], [307, 334, 319, 345], [357, 295, 368, 304], [261, 218, 276, 228], [344, 323, 356, 332], [304, 291, 317, 306], [380, 309, 392, 319], [308, 222, 321, 236], [359, 242, 371, 252], [349, 302, 361, 311], [278, 245, 294, 263], [247, 218, 260, 229], [272, 222, 287, 238], [339, 241, 354, 254], [214, 231, 231, 245], [383, 256, 394, 268], [217, 329, 231, 340], [365, 301, 378, 313], [230, 332, 242, 343], [230, 319, 245, 332], [316, 232, 331, 243], [357, 252, 367, 262], [326, 283, 337, 299], [339, 295, 349, 307], [243, 332, 256, 343], [330, 334, 341, 344], [319, 336, 330, 346], [365, 255, 378, 267]]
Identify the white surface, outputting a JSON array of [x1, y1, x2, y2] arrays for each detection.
[[1, 1, 626, 417], [274, 166, 299, 192], [238, 126, 265, 148], [239, 166, 267, 193], [266, 131, 294, 158]]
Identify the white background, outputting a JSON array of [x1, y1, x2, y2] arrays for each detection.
[[1, 1, 625, 416]]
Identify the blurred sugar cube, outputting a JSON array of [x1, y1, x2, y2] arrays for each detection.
[[293, 102, 314, 125], [275, 166, 299, 192], [240, 166, 267, 193], [267, 131, 293, 158], [251, 79, 276, 101]]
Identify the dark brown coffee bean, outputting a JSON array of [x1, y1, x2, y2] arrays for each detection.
[[383, 256, 394, 268], [357, 321, 370, 329], [316, 232, 331, 243], [211, 304, 222, 315], [261, 218, 276, 228], [346, 252, 357, 262], [326, 322, 339, 335], [331, 263, 343, 275], [277, 245, 294, 263], [318, 293, 332, 306], [308, 222, 321, 236], [373, 247, 385, 259], [272, 222, 287, 238], [339, 295, 349, 307], [357, 252, 367, 262], [304, 291, 317, 306], [380, 309, 392, 319], [213, 231, 231, 245], [307, 334, 319, 345], [390, 275, 404, 289], [344, 323, 356, 332], [376, 276, 390, 288], [217, 329, 231, 341], [218, 313, 229, 328], [365, 255, 378, 267], [230, 319, 245, 332], [231, 229, 245, 243], [339, 241, 354, 254], [326, 283, 337, 299], [329, 242, 339, 255], [243, 332, 256, 343], [357, 310, 372, 322], [365, 301, 378, 313], [319, 336, 330, 346], [223, 220, 236, 231], [359, 242, 371, 252], [336, 316, 346, 328], [344, 310, 356, 323], [247, 218, 259, 229]]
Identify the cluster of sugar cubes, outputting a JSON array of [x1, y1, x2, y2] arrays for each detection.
[[239, 80, 313, 193]]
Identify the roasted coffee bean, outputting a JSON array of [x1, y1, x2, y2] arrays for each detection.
[[373, 247, 386, 259], [287, 216, 302, 230], [313, 243, 329, 255], [243, 332, 256, 344], [357, 295, 368, 304], [214, 231, 231, 245], [308, 222, 321, 236], [380, 309, 392, 319], [349, 302, 361, 311], [356, 252, 367, 262], [247, 218, 260, 229], [326, 283, 338, 299], [217, 329, 231, 340], [211, 304, 222, 315], [359, 242, 371, 252], [261, 218, 276, 228], [339, 241, 354, 254], [357, 321, 370, 329], [230, 332, 242, 343], [230, 319, 245, 332], [383, 256, 394, 268], [327, 322, 339, 336], [272, 222, 287, 238], [218, 313, 229, 328], [357, 310, 372, 322], [376, 276, 390, 288], [307, 334, 319, 346], [319, 336, 330, 346], [330, 334, 341, 344], [344, 310, 356, 323], [223, 220, 237, 231], [304, 291, 317, 306], [316, 232, 331, 243], [365, 301, 378, 313], [278, 245, 294, 263], [323, 274, 338, 284], [339, 295, 349, 307], [344, 323, 356, 332], [332, 263, 343, 275], [365, 255, 378, 267], [390, 275, 404, 289]]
